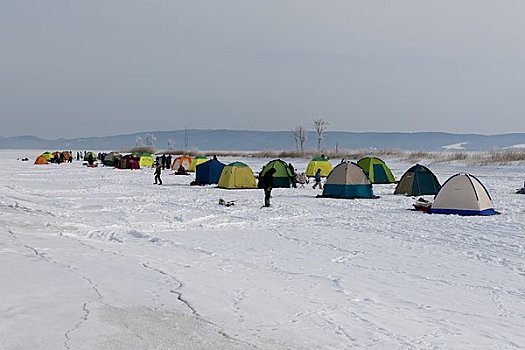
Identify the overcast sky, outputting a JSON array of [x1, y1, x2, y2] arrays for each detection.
[[2, 1, 525, 138]]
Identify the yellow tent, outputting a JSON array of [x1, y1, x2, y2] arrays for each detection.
[[139, 154, 154, 168], [189, 155, 209, 172], [42, 152, 53, 160], [217, 162, 257, 189], [305, 156, 332, 177]]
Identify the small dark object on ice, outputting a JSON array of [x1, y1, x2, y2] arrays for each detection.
[[219, 198, 235, 207]]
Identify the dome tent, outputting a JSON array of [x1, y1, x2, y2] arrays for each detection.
[[139, 153, 154, 168], [357, 157, 396, 184], [118, 154, 140, 169], [394, 164, 441, 196], [305, 156, 332, 177], [320, 162, 375, 199], [430, 173, 496, 216], [83, 152, 97, 162], [34, 155, 48, 165], [195, 158, 226, 185], [258, 159, 295, 188], [42, 152, 53, 160], [189, 155, 209, 172], [217, 162, 257, 189], [172, 155, 192, 171], [103, 152, 122, 167]]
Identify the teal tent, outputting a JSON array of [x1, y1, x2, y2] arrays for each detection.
[[394, 164, 441, 196]]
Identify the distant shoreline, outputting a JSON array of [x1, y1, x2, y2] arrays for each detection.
[[2, 130, 525, 152]]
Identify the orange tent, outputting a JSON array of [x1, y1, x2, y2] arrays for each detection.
[[34, 155, 48, 165], [171, 155, 192, 171]]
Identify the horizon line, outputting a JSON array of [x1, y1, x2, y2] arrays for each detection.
[[3, 129, 525, 140]]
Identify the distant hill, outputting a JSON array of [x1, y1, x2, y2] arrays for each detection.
[[2, 130, 525, 151]]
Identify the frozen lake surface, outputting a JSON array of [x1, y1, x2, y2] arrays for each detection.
[[1, 150, 524, 349]]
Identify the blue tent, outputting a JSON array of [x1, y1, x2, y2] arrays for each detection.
[[196, 158, 226, 185]]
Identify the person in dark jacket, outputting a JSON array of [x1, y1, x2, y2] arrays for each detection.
[[154, 163, 162, 185], [262, 168, 277, 207], [166, 154, 172, 169], [312, 168, 323, 189], [161, 154, 166, 169]]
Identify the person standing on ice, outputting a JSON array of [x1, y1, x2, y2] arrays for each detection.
[[166, 154, 172, 170], [154, 163, 162, 185], [312, 168, 323, 189], [262, 168, 277, 207], [288, 162, 297, 188]]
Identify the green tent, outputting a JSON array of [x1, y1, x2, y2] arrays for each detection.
[[42, 151, 53, 160], [103, 152, 122, 166], [357, 157, 395, 184], [258, 159, 295, 188], [394, 164, 441, 196], [83, 151, 97, 162]]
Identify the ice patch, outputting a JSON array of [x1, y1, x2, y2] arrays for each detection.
[[503, 143, 525, 149], [442, 142, 468, 150], [91, 306, 257, 350]]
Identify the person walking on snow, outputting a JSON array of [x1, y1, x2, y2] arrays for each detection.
[[262, 168, 277, 207], [312, 168, 323, 189], [154, 163, 162, 185]]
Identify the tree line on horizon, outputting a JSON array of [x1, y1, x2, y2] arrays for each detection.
[[134, 119, 332, 154]]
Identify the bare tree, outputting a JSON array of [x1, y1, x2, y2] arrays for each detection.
[[144, 133, 156, 147], [313, 118, 329, 150], [184, 127, 189, 150], [291, 126, 308, 152], [167, 138, 176, 150], [135, 136, 144, 147]]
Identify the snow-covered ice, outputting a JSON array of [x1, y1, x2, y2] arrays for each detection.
[[1, 150, 524, 349]]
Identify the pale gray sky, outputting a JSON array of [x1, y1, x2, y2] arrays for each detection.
[[2, 1, 525, 138]]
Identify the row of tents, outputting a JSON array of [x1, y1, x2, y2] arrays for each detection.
[[34, 150, 497, 216], [317, 161, 495, 216], [206, 157, 496, 217], [35, 151, 102, 165], [34, 151, 73, 164], [105, 153, 209, 171], [305, 156, 396, 184]]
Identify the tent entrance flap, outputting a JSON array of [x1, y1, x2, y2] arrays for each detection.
[[372, 164, 388, 184]]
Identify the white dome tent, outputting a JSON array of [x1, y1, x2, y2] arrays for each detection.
[[430, 173, 497, 216]]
